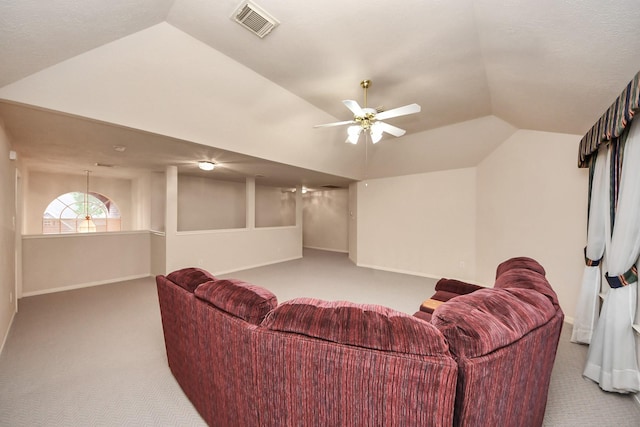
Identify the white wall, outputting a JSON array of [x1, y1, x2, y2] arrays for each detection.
[[476, 129, 588, 320], [21, 231, 150, 296], [177, 175, 246, 231], [0, 119, 17, 353], [356, 168, 477, 281], [303, 189, 349, 253], [25, 171, 133, 234]]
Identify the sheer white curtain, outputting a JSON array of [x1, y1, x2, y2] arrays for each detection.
[[583, 119, 640, 393], [571, 146, 607, 344]]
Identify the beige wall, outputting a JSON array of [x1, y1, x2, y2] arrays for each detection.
[[21, 231, 151, 295], [25, 171, 133, 234], [168, 228, 302, 275], [150, 171, 165, 232], [0, 23, 364, 181], [348, 183, 358, 263], [177, 175, 246, 231], [356, 168, 477, 281], [0, 119, 17, 352], [353, 130, 588, 319], [150, 231, 166, 276], [476, 129, 588, 320], [303, 189, 349, 253], [131, 173, 151, 231], [165, 166, 303, 276], [255, 185, 295, 228]]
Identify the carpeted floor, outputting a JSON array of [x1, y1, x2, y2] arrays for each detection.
[[1, 249, 639, 426]]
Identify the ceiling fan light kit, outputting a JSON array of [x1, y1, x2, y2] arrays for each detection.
[[314, 80, 421, 144]]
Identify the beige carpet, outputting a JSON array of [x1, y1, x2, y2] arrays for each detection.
[[1, 249, 639, 426]]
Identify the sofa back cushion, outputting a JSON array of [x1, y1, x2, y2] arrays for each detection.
[[165, 267, 216, 293], [195, 279, 277, 325], [495, 256, 546, 278], [431, 288, 556, 358], [494, 267, 560, 308], [262, 298, 449, 356]]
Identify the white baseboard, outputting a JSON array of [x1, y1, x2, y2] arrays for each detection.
[[21, 274, 152, 297], [303, 246, 348, 254], [213, 255, 303, 276], [0, 309, 16, 356]]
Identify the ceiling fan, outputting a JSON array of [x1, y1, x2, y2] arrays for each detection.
[[314, 79, 421, 144]]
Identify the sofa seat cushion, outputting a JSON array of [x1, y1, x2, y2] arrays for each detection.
[[262, 298, 449, 356], [431, 290, 461, 303], [195, 279, 277, 325], [431, 288, 556, 358], [413, 310, 433, 322], [435, 278, 484, 295], [165, 267, 216, 293]]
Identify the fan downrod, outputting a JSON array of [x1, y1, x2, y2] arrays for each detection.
[[360, 79, 371, 108]]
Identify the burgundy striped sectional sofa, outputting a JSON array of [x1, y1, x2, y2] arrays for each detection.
[[156, 257, 563, 427]]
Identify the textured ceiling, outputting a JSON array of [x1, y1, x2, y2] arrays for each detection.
[[1, 0, 640, 183]]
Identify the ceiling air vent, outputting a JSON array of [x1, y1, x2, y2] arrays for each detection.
[[232, 1, 279, 38]]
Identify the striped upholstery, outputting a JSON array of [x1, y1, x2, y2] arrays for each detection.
[[432, 288, 556, 358], [155, 275, 208, 418], [262, 298, 449, 356], [435, 278, 484, 295], [418, 278, 483, 317], [194, 291, 261, 426], [195, 278, 277, 324], [494, 267, 560, 309], [166, 267, 216, 292], [495, 256, 546, 278], [254, 301, 457, 427], [449, 312, 564, 427], [157, 259, 562, 427], [431, 264, 564, 427]]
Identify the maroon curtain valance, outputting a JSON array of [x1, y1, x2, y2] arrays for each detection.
[[578, 71, 640, 168]]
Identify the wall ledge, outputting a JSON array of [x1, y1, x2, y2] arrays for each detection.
[[23, 230, 152, 239]]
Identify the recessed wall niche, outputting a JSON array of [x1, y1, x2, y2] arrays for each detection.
[[177, 175, 246, 231]]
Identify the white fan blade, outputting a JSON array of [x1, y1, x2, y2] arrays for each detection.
[[342, 100, 365, 117], [313, 120, 356, 128], [377, 121, 406, 137], [375, 103, 421, 121]]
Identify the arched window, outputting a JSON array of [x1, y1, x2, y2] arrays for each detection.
[[42, 192, 121, 234]]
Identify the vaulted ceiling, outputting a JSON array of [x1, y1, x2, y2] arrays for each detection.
[[1, 0, 639, 184]]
